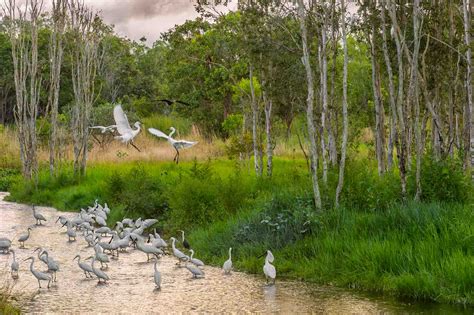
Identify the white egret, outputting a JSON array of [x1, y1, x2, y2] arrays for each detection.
[[113, 104, 141, 151], [73, 255, 94, 279], [0, 237, 12, 253], [185, 262, 205, 278], [55, 216, 68, 225], [18, 227, 32, 248], [263, 250, 276, 284], [87, 256, 110, 284], [148, 127, 197, 163], [132, 237, 163, 261], [170, 237, 189, 265], [223, 247, 232, 274], [41, 251, 60, 282], [24, 256, 51, 289], [10, 249, 19, 278], [153, 260, 161, 290], [188, 249, 205, 267], [65, 222, 77, 242], [32, 205, 47, 225], [94, 244, 110, 269]]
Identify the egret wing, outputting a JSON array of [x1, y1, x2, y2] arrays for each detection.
[[175, 140, 197, 149], [266, 264, 276, 279], [148, 128, 170, 139], [113, 105, 132, 135]]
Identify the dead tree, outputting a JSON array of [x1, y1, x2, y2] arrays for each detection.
[[3, 0, 43, 180], [68, 0, 103, 176], [48, 0, 67, 176]]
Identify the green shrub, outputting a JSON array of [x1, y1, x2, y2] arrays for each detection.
[[0, 168, 20, 191]]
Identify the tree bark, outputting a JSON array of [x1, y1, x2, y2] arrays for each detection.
[[335, 0, 348, 207], [249, 63, 262, 177], [319, 9, 329, 183], [297, 0, 322, 210], [462, 0, 473, 179], [48, 0, 67, 177]]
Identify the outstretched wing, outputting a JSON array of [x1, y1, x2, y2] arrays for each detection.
[[113, 105, 132, 136], [175, 140, 197, 149], [148, 128, 170, 139]]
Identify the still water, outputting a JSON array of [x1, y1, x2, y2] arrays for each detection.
[[0, 192, 471, 314]]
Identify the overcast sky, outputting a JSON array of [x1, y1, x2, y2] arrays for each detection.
[[83, 0, 234, 46]]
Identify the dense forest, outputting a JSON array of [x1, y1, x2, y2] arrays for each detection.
[[0, 0, 473, 308]]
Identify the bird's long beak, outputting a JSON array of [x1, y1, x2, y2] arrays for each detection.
[[257, 252, 266, 258], [55, 217, 60, 223]]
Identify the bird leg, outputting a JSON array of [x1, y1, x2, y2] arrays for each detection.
[[38, 280, 42, 288], [92, 134, 102, 145], [131, 141, 141, 152], [173, 147, 180, 164]]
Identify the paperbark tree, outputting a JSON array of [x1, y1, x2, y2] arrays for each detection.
[[249, 63, 263, 176], [297, 0, 322, 210], [462, 0, 473, 179], [3, 0, 43, 181], [335, 0, 348, 207], [48, 0, 67, 176]]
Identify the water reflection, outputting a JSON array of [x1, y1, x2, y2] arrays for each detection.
[[0, 192, 472, 314]]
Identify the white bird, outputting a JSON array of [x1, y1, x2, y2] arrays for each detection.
[[263, 250, 276, 284], [18, 227, 32, 248], [24, 256, 51, 289], [32, 205, 47, 225], [87, 256, 110, 284], [170, 237, 188, 265], [10, 249, 19, 278], [65, 222, 77, 242], [94, 215, 107, 227], [94, 244, 110, 269], [189, 249, 205, 267], [89, 125, 116, 133], [153, 260, 161, 290], [113, 104, 141, 151], [133, 237, 163, 261], [73, 255, 94, 279], [0, 237, 12, 253], [223, 247, 232, 274], [41, 251, 60, 282], [148, 127, 197, 163], [185, 262, 205, 278], [55, 216, 68, 226]]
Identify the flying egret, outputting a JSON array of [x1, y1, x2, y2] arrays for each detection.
[[178, 230, 190, 250], [10, 249, 19, 278], [223, 247, 232, 274], [87, 256, 110, 284], [185, 262, 205, 278], [113, 104, 141, 151], [153, 260, 161, 290], [188, 249, 205, 267], [148, 127, 197, 163], [263, 250, 276, 284], [18, 227, 32, 248], [170, 237, 188, 265], [32, 205, 47, 225], [73, 255, 94, 279], [24, 256, 51, 289]]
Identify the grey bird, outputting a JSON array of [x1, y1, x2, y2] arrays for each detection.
[[18, 227, 32, 248]]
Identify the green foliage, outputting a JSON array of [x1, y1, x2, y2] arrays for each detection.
[[0, 168, 20, 191], [142, 114, 192, 136], [221, 114, 243, 137], [224, 132, 253, 159]]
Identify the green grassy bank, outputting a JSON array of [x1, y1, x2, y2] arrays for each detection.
[[4, 157, 474, 304]]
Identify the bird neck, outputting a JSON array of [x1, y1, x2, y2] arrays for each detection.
[[11, 251, 16, 261], [169, 128, 176, 138], [181, 231, 185, 242], [29, 259, 34, 271], [154, 261, 158, 272], [190, 251, 194, 259], [229, 249, 232, 259]]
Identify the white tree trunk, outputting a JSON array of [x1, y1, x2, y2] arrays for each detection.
[[297, 0, 322, 210], [463, 0, 473, 179], [335, 0, 348, 207], [319, 19, 328, 183], [249, 63, 262, 177]]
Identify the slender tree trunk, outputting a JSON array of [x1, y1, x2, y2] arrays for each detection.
[[319, 18, 328, 183], [380, 2, 398, 171], [264, 93, 273, 177], [387, 0, 407, 198], [249, 63, 262, 177], [463, 0, 473, 179], [335, 0, 348, 207], [369, 26, 386, 176], [48, 0, 67, 177], [297, 0, 322, 210]]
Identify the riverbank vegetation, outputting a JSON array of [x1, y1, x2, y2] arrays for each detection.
[[0, 0, 473, 307]]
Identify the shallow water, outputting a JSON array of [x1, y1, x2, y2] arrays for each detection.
[[0, 192, 471, 314]]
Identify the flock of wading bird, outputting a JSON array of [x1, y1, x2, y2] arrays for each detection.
[[90, 104, 197, 163], [0, 201, 277, 290]]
